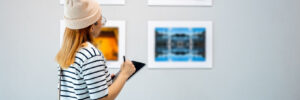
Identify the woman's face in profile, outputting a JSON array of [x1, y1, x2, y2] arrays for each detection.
[[91, 16, 103, 37]]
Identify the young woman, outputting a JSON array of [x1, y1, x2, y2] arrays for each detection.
[[56, 0, 136, 100]]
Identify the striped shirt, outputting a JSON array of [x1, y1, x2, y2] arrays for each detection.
[[58, 42, 112, 100]]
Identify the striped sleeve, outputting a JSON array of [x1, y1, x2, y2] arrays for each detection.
[[81, 55, 109, 99]]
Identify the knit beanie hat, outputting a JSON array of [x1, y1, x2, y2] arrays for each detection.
[[64, 0, 102, 29]]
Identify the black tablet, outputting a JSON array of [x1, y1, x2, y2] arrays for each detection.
[[112, 60, 146, 81]]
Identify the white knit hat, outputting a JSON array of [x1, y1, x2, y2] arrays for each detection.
[[64, 0, 102, 29]]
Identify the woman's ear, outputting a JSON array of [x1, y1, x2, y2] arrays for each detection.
[[89, 25, 94, 33]]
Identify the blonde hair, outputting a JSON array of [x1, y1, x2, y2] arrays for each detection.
[[56, 26, 93, 69]]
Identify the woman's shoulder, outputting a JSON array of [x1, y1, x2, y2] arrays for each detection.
[[75, 42, 104, 62]]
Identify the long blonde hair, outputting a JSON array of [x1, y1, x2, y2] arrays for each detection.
[[56, 26, 93, 69]]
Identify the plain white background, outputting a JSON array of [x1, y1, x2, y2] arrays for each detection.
[[0, 0, 300, 100]]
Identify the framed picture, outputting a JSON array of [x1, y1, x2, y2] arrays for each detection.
[[148, 21, 213, 68], [60, 20, 126, 68], [60, 0, 125, 5], [148, 0, 212, 6]]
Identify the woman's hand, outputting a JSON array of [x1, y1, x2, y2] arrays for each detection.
[[120, 60, 136, 79], [100, 60, 136, 100]]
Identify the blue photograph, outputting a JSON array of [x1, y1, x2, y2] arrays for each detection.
[[155, 27, 206, 62]]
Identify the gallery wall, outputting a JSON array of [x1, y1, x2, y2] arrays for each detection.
[[0, 0, 300, 100]]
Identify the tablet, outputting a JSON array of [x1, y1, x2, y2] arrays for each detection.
[[112, 60, 146, 81]]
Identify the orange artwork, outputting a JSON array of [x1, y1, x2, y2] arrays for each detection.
[[93, 27, 119, 61]]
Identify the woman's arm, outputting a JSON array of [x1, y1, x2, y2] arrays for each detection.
[[99, 60, 136, 100], [100, 72, 129, 100]]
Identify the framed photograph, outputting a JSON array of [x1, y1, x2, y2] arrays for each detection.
[[148, 21, 213, 68], [60, 20, 126, 68], [148, 0, 212, 6], [60, 0, 125, 5]]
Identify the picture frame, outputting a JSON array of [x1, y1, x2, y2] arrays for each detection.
[[148, 21, 213, 68], [60, 0, 125, 5], [148, 0, 212, 6], [60, 20, 126, 68]]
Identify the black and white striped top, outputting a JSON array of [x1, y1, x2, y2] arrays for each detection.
[[58, 42, 112, 100]]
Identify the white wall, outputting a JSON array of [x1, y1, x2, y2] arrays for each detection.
[[0, 0, 300, 100]]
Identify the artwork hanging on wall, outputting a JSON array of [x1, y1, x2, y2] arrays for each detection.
[[60, 0, 125, 5], [148, 0, 212, 6], [60, 20, 126, 68], [148, 21, 213, 68]]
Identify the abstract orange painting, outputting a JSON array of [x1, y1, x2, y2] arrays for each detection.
[[93, 27, 119, 61]]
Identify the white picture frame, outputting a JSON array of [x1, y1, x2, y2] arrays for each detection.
[[148, 0, 212, 6], [60, 0, 125, 5], [148, 21, 213, 68], [60, 20, 126, 68]]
